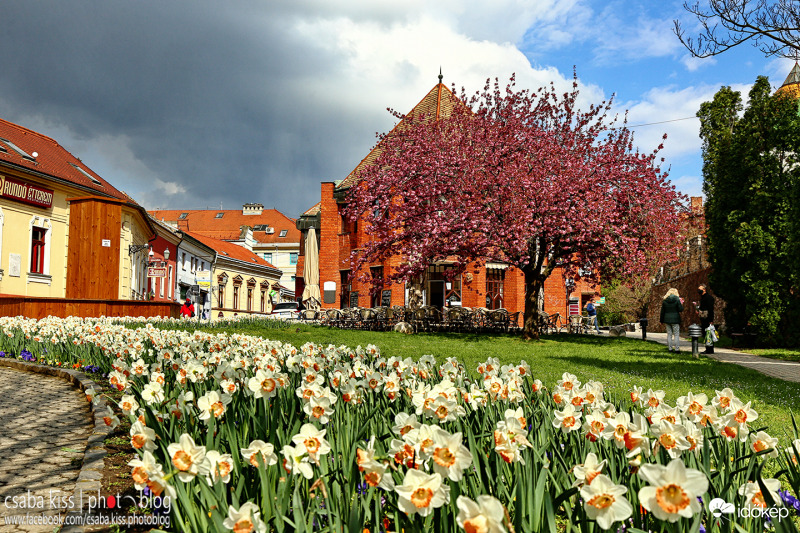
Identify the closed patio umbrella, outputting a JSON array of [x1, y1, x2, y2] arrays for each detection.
[[301, 227, 321, 308]]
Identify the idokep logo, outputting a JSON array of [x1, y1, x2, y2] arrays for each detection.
[[708, 497, 790, 521], [709, 498, 735, 519]]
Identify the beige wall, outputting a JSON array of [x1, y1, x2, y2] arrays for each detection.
[[119, 208, 152, 300], [212, 262, 281, 318], [0, 174, 70, 297]]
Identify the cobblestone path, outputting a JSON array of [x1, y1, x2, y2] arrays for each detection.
[[0, 366, 92, 532]]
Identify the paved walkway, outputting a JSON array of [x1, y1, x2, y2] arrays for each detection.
[[634, 330, 800, 383], [0, 366, 92, 533]]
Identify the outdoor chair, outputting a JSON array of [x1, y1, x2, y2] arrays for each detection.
[[545, 312, 563, 334], [299, 309, 318, 322], [568, 314, 585, 334], [360, 307, 378, 330], [486, 308, 510, 332], [323, 308, 343, 328]]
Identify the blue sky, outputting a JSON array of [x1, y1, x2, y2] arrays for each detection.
[[0, 0, 794, 216]]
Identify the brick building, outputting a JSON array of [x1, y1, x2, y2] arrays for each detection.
[[297, 77, 596, 318]]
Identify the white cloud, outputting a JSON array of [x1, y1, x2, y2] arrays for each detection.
[[681, 54, 716, 72]]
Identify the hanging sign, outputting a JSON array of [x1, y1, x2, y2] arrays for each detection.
[[0, 175, 54, 208], [196, 270, 211, 288], [147, 267, 167, 278]]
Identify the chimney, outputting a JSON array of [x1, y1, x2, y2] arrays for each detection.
[[243, 203, 264, 215], [690, 197, 703, 215]]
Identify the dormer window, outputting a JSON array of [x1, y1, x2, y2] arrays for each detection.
[[69, 163, 103, 187], [0, 138, 35, 161], [279, 229, 288, 238]]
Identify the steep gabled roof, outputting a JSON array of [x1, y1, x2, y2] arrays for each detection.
[[777, 62, 800, 98], [182, 230, 280, 271], [336, 80, 464, 191], [302, 202, 321, 216], [0, 117, 128, 200], [150, 208, 300, 244]]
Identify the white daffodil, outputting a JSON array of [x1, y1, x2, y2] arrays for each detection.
[[240, 440, 278, 468], [166, 433, 210, 483], [129, 420, 156, 453], [196, 390, 231, 422], [430, 427, 472, 481], [552, 404, 582, 433], [580, 474, 633, 530], [118, 394, 139, 416], [281, 444, 313, 479], [222, 501, 267, 533], [205, 450, 234, 485], [738, 479, 783, 510], [638, 459, 708, 522], [749, 430, 779, 458], [395, 469, 450, 517], [291, 423, 331, 464], [455, 494, 507, 533], [572, 452, 607, 487]]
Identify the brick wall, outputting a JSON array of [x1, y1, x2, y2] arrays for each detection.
[[316, 182, 601, 316], [646, 267, 726, 333]]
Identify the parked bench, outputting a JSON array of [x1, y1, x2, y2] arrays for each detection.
[[730, 332, 757, 348]]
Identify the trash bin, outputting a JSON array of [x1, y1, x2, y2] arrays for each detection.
[[639, 318, 648, 340]]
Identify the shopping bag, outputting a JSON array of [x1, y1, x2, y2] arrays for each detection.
[[705, 325, 718, 344]]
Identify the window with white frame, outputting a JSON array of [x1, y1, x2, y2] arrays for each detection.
[[28, 217, 52, 279]]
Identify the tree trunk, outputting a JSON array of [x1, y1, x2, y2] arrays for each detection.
[[522, 267, 546, 340]]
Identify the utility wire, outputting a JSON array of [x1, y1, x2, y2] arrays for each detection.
[[624, 116, 699, 129]]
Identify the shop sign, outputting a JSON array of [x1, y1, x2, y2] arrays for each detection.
[[0, 175, 54, 208], [147, 267, 167, 278], [196, 270, 211, 288]]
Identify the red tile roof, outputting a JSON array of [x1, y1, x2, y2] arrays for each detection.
[[150, 208, 300, 244], [337, 82, 463, 190], [182, 230, 279, 270], [0, 117, 128, 201]]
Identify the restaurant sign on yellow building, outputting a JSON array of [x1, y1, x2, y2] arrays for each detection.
[[0, 175, 54, 208]]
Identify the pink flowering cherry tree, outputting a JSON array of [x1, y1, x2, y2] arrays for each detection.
[[344, 75, 684, 339]]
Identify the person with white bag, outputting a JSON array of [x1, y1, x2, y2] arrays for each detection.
[[696, 285, 716, 354]]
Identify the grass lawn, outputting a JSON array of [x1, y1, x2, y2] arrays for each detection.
[[714, 335, 800, 362], [199, 321, 800, 445]]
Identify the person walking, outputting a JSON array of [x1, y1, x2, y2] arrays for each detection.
[[585, 299, 600, 333], [180, 297, 195, 319], [697, 284, 715, 354], [660, 288, 684, 352]]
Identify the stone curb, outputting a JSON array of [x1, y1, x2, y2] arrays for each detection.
[[0, 358, 112, 533]]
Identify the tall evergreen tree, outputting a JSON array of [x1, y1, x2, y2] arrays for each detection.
[[699, 76, 800, 344]]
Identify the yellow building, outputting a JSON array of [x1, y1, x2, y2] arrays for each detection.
[[0, 117, 155, 306], [183, 231, 283, 318]]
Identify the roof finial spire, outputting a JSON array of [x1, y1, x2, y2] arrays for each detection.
[[438, 67, 443, 84]]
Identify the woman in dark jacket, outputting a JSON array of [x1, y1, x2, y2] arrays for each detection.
[[697, 284, 715, 354], [660, 288, 684, 352]]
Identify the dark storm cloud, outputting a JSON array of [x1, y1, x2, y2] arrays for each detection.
[[0, 1, 387, 216]]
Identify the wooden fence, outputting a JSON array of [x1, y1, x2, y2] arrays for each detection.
[[0, 295, 181, 320]]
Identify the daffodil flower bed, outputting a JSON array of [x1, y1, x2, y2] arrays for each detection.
[[2, 315, 800, 532]]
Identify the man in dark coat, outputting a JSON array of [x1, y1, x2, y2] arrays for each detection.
[[697, 285, 715, 354]]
